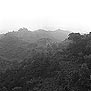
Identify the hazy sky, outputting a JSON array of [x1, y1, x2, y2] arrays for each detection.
[[0, 0, 91, 33]]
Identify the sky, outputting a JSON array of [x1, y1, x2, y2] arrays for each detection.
[[0, 0, 91, 34]]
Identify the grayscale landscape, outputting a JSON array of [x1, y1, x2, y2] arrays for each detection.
[[0, 0, 91, 91]]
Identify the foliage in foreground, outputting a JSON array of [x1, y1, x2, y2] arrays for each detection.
[[0, 32, 91, 91]]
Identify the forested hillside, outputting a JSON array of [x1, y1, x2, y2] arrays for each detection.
[[0, 28, 70, 61], [0, 30, 91, 91], [4, 28, 70, 43]]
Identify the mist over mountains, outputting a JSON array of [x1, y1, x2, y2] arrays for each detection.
[[4, 27, 70, 43], [0, 28, 91, 91], [0, 28, 70, 60]]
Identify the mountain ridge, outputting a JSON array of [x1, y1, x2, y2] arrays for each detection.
[[1, 28, 70, 43], [0, 28, 71, 60]]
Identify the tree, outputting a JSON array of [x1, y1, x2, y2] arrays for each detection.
[[68, 33, 81, 42]]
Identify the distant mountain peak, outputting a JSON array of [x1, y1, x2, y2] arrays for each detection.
[[18, 27, 29, 32], [0, 28, 70, 43]]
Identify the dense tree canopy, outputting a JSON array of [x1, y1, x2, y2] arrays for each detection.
[[0, 32, 91, 91]]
